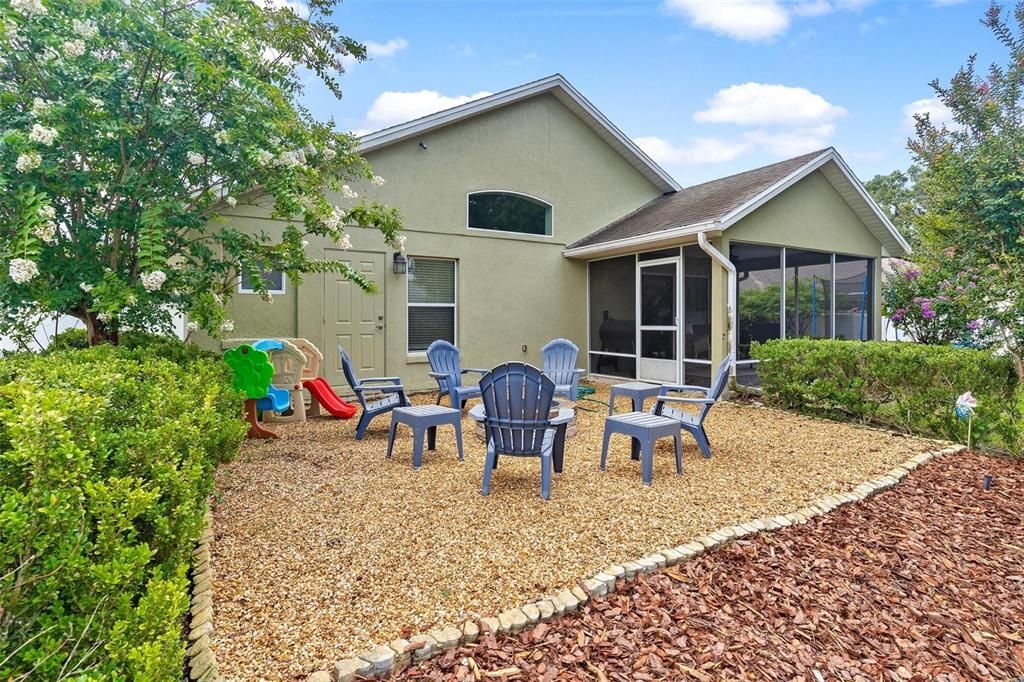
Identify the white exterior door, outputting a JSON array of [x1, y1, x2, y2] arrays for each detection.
[[636, 258, 680, 383], [323, 249, 386, 391]]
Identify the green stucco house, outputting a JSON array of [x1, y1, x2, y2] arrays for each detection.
[[217, 74, 910, 391]]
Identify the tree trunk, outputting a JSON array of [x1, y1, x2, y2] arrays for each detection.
[[74, 310, 119, 346]]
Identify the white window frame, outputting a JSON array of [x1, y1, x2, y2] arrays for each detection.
[[466, 190, 554, 238], [406, 256, 458, 355], [238, 270, 287, 295]]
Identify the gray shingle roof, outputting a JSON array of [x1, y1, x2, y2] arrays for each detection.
[[568, 149, 828, 250]]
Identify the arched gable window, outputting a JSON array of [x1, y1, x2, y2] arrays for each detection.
[[468, 191, 553, 236]]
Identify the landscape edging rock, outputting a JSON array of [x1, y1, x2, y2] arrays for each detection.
[[186, 508, 220, 682]]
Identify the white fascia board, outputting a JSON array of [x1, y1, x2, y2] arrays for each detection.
[[562, 222, 717, 259]]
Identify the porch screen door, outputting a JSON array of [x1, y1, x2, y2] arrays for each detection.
[[637, 258, 680, 383]]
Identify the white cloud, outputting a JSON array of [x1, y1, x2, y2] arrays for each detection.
[[664, 0, 790, 41], [365, 38, 409, 58], [694, 82, 846, 126], [742, 124, 835, 155], [903, 97, 954, 129], [635, 136, 752, 165], [341, 37, 409, 69], [450, 42, 476, 57], [364, 90, 493, 128]]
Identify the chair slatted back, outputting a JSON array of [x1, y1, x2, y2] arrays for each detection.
[[541, 338, 579, 387], [426, 340, 463, 393], [480, 362, 555, 456], [337, 345, 367, 409], [699, 352, 734, 421]]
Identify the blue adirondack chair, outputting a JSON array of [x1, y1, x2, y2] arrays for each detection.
[[426, 340, 486, 409], [479, 362, 558, 500], [540, 338, 585, 400], [652, 353, 733, 459], [338, 345, 410, 440]]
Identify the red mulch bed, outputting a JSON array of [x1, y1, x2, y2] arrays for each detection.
[[398, 451, 1024, 681]]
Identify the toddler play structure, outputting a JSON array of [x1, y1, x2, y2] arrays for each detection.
[[223, 342, 288, 439], [222, 337, 357, 425]]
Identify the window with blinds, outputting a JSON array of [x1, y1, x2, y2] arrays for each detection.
[[407, 257, 456, 352]]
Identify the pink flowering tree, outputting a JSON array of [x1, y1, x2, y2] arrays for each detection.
[[887, 1, 1024, 380], [0, 0, 403, 346]]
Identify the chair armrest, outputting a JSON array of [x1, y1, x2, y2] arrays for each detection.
[[573, 369, 586, 376], [657, 395, 716, 405], [427, 372, 449, 379], [360, 376, 403, 385], [355, 383, 406, 394], [462, 368, 488, 375]]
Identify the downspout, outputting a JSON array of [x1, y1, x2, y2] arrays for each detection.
[[697, 230, 737, 379]]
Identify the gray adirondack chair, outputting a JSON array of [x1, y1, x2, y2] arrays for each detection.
[[338, 345, 410, 440], [426, 340, 485, 409], [652, 353, 733, 459], [540, 338, 585, 400], [479, 362, 558, 500]]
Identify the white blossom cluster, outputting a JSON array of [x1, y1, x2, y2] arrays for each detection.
[[371, 175, 385, 187], [29, 123, 58, 145], [225, 195, 237, 207], [276, 149, 306, 167], [322, 147, 337, 161], [16, 151, 41, 171], [219, 319, 234, 334], [254, 149, 273, 166], [79, 282, 93, 293], [140, 270, 167, 292], [9, 258, 39, 284], [214, 129, 230, 145], [72, 18, 98, 39], [34, 205, 57, 244], [323, 206, 344, 230], [62, 39, 86, 58], [11, 0, 46, 17], [341, 184, 358, 200], [187, 151, 205, 166], [31, 97, 51, 117], [186, 321, 199, 333], [339, 233, 352, 250], [396, 235, 407, 252]]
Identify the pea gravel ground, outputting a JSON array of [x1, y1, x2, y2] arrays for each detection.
[[210, 384, 939, 680]]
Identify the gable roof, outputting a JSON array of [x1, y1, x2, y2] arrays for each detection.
[[564, 147, 911, 258], [357, 74, 680, 194]]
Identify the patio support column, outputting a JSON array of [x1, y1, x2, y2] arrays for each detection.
[[700, 232, 735, 378]]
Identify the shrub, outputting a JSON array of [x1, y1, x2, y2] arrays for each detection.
[[0, 342, 246, 680], [751, 339, 1019, 452], [46, 329, 218, 366]]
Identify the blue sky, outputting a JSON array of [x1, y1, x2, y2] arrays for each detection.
[[298, 0, 1000, 186]]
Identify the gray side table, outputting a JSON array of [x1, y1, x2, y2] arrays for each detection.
[[386, 405, 464, 469], [608, 381, 662, 415]]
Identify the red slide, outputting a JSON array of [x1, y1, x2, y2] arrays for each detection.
[[303, 377, 358, 419]]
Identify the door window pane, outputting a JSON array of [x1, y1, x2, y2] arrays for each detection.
[[589, 256, 635, 355], [408, 258, 456, 353], [835, 255, 873, 340], [683, 245, 711, 360], [785, 249, 832, 339], [640, 263, 676, 326], [641, 330, 676, 360], [731, 243, 782, 360]]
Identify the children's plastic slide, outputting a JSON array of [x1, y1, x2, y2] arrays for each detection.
[[303, 376, 358, 419]]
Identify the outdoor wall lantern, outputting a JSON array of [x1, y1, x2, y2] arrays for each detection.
[[393, 251, 407, 275]]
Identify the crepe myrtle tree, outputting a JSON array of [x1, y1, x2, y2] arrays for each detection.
[[0, 0, 403, 347], [894, 1, 1024, 379]]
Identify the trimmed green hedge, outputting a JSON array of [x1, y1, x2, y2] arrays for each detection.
[[0, 339, 245, 680], [751, 339, 1022, 453]]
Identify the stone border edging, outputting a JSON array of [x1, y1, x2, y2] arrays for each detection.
[[314, 443, 966, 682], [186, 509, 219, 682]]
